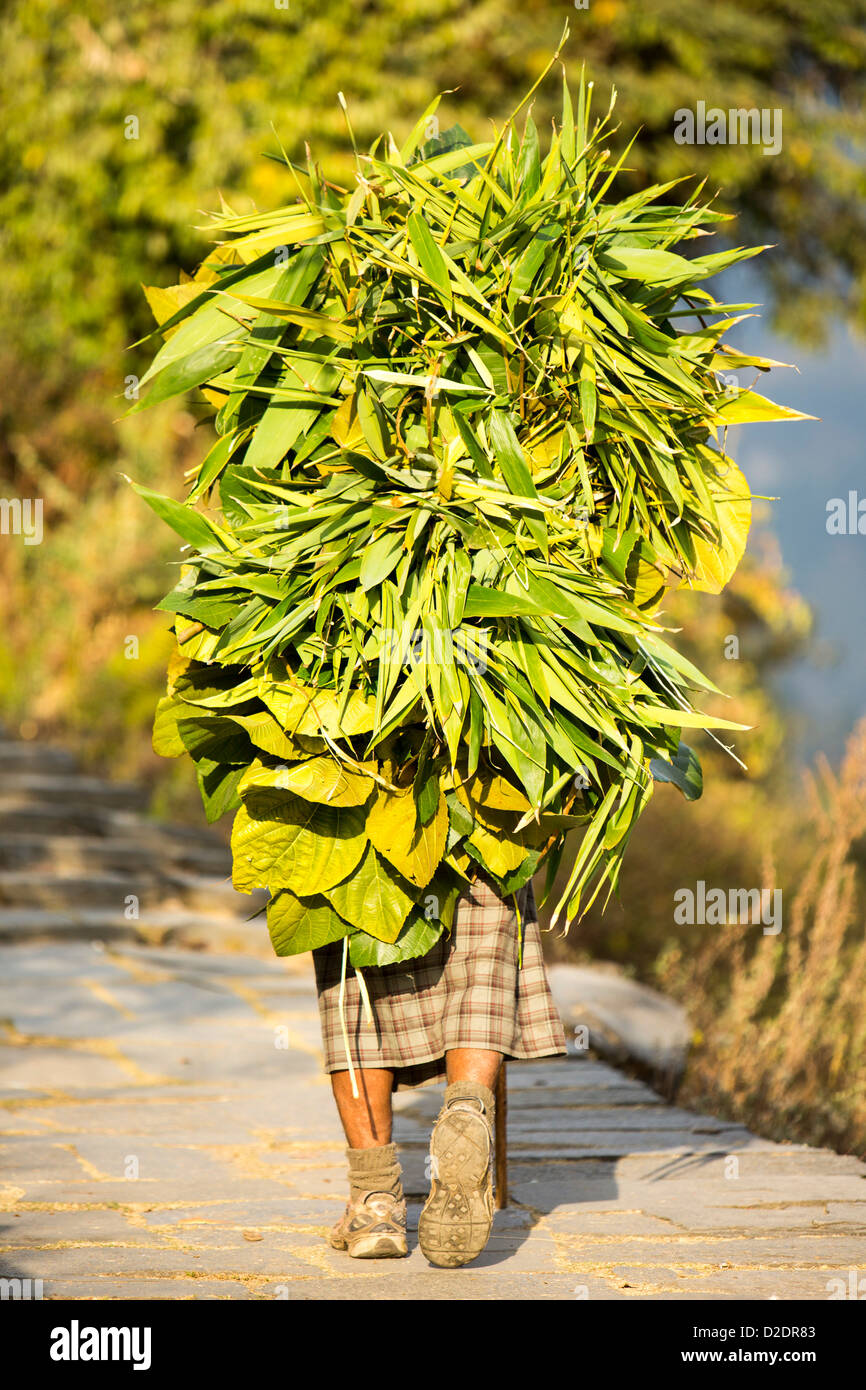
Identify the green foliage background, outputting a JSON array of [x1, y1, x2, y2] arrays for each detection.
[[3, 0, 866, 400]]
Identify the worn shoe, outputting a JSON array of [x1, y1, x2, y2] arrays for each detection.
[[418, 1095, 494, 1267], [327, 1191, 408, 1259]]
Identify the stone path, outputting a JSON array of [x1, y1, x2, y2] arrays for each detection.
[[2, 940, 865, 1301], [0, 732, 269, 953]]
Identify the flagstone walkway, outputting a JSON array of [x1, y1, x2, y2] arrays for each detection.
[[2, 940, 865, 1301]]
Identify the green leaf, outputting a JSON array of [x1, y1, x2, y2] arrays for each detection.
[[267, 891, 349, 956], [488, 410, 537, 498], [597, 246, 699, 284], [632, 704, 750, 731], [140, 260, 285, 382], [445, 790, 475, 839], [515, 113, 541, 198], [408, 212, 453, 310], [194, 760, 244, 823], [578, 378, 597, 438], [188, 432, 236, 501], [325, 843, 416, 942], [413, 744, 440, 826], [124, 478, 222, 553], [131, 338, 241, 413], [649, 742, 703, 801], [176, 715, 253, 764], [360, 530, 404, 591], [349, 912, 443, 968], [220, 246, 325, 429], [500, 850, 541, 896], [134, 64, 803, 954], [462, 585, 548, 619]]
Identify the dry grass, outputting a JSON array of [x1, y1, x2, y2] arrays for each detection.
[[656, 718, 866, 1155]]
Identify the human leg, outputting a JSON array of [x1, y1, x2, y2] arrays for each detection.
[[330, 1066, 394, 1149], [326, 1067, 407, 1259], [445, 1047, 502, 1088]]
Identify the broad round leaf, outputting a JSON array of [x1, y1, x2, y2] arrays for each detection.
[[231, 791, 367, 894], [325, 843, 416, 943], [367, 784, 448, 888], [267, 891, 349, 956]]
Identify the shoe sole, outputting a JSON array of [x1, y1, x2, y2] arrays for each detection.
[[418, 1108, 493, 1268]]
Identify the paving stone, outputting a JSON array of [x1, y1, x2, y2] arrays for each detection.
[[0, 1048, 147, 1091], [252, 1272, 615, 1300], [0, 1208, 157, 1245], [560, 1264, 865, 1301], [1, 937, 864, 1301], [134, 1198, 346, 1232], [0, 1244, 317, 1279], [0, 1101, 271, 1144], [552, 1233, 866, 1269], [503, 1107, 734, 1132], [43, 1277, 261, 1300]]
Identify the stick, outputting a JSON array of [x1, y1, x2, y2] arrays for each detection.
[[494, 1060, 508, 1209]]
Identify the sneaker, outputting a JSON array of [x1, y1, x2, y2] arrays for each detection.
[[327, 1191, 408, 1259], [418, 1096, 494, 1267]]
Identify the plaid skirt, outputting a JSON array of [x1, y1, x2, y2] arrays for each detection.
[[312, 875, 567, 1090]]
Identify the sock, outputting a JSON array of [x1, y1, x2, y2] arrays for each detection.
[[346, 1141, 403, 1202], [443, 1080, 496, 1135]]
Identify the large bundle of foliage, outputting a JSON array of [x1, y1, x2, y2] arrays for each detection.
[[130, 54, 806, 967]]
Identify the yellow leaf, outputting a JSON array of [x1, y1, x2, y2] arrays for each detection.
[[367, 784, 447, 887], [525, 429, 565, 474], [142, 281, 201, 332], [331, 393, 368, 452], [231, 793, 367, 895], [466, 821, 528, 876], [176, 623, 221, 662], [460, 770, 530, 813], [166, 644, 192, 696], [632, 556, 672, 610], [193, 243, 243, 283], [713, 390, 816, 425], [689, 458, 752, 594], [258, 682, 377, 737], [238, 755, 375, 807]]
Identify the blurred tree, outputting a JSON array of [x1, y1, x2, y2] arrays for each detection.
[[2, 0, 865, 425]]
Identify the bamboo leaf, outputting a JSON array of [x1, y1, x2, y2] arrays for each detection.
[[408, 211, 454, 310]]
